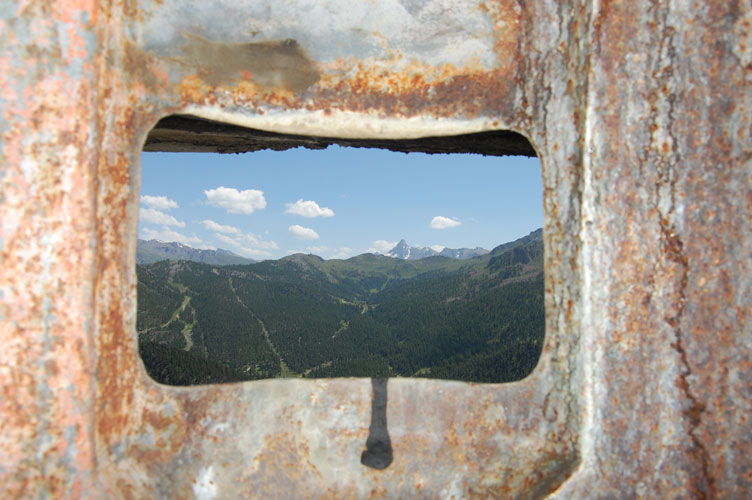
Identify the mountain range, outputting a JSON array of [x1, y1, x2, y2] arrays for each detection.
[[137, 239, 256, 265], [137, 236, 509, 266], [384, 240, 489, 260]]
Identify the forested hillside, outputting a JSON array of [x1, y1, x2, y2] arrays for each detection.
[[137, 229, 545, 385]]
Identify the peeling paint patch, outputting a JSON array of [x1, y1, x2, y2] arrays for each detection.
[[192, 466, 217, 500], [177, 34, 320, 92]]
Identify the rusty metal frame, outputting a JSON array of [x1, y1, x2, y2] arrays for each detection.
[[1, 0, 750, 498]]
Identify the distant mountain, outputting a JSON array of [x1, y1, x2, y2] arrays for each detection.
[[438, 246, 490, 260], [385, 239, 489, 260], [137, 239, 256, 266], [385, 240, 436, 260]]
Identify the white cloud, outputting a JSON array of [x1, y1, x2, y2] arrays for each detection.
[[430, 245, 446, 252], [140, 195, 178, 211], [370, 240, 397, 253], [284, 199, 335, 218], [140, 227, 206, 247], [140, 207, 185, 227], [238, 248, 274, 259], [215, 232, 279, 252], [430, 216, 462, 229], [288, 224, 320, 240], [217, 238, 274, 259], [201, 219, 241, 234], [205, 187, 266, 214], [305, 245, 355, 259], [215, 233, 241, 248], [242, 233, 278, 250], [330, 247, 355, 259]]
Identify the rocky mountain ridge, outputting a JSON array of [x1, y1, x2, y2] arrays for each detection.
[[137, 239, 256, 266], [385, 239, 489, 260]]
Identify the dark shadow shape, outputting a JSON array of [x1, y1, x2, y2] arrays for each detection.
[[144, 115, 537, 157], [361, 377, 393, 470]]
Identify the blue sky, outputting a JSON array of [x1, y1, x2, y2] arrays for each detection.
[[138, 146, 542, 260]]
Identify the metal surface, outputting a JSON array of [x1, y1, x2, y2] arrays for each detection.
[[0, 0, 749, 498]]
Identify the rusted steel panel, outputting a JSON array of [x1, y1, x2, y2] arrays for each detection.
[[555, 1, 705, 492], [96, 1, 582, 498], [0, 0, 749, 498], [552, 1, 752, 499], [0, 1, 102, 498]]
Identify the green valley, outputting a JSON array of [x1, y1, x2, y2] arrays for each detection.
[[137, 229, 545, 385]]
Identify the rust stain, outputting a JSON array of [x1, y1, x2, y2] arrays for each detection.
[[178, 34, 321, 93], [173, 60, 518, 122], [165, 1, 522, 121], [124, 40, 169, 92]]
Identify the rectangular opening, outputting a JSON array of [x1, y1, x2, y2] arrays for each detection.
[[137, 121, 544, 385]]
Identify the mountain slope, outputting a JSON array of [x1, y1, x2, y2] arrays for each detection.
[[489, 228, 542, 256], [137, 230, 545, 385]]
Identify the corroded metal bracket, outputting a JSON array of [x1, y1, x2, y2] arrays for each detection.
[[1, 0, 750, 498]]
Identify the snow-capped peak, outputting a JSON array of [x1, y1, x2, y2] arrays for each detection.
[[385, 240, 489, 261]]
